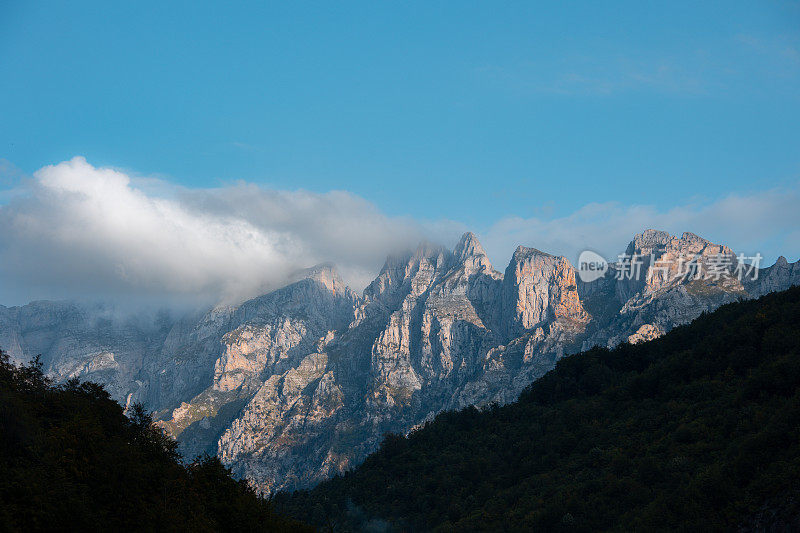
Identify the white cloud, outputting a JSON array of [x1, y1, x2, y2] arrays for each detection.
[[0, 157, 427, 305], [479, 188, 800, 270], [0, 156, 797, 307]]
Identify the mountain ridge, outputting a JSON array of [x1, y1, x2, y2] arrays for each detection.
[[275, 285, 800, 531], [1, 229, 798, 493]]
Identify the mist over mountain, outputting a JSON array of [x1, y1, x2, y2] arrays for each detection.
[[0, 157, 435, 306], [1, 158, 798, 307], [2, 227, 798, 494]]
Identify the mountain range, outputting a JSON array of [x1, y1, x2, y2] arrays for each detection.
[[276, 285, 800, 531], [1, 229, 798, 493]]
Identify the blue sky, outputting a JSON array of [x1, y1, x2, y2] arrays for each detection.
[[3, 1, 799, 221], [0, 1, 799, 303]]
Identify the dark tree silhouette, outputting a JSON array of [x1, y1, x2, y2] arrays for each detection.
[[0, 349, 310, 532]]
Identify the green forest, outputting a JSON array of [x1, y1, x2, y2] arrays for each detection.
[[0, 349, 310, 531], [277, 286, 800, 531]]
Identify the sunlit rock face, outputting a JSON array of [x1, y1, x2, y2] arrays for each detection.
[[503, 246, 590, 338], [205, 232, 584, 492], [580, 230, 753, 350], [2, 229, 798, 494], [156, 265, 359, 462]]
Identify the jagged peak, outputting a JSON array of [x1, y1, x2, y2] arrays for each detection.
[[512, 245, 554, 261], [626, 229, 673, 254], [295, 261, 339, 278], [454, 232, 487, 261], [377, 241, 449, 273], [679, 231, 710, 244], [412, 240, 448, 260], [626, 229, 735, 260], [380, 250, 413, 270], [775, 256, 789, 267], [625, 229, 719, 256], [290, 262, 346, 292], [640, 229, 671, 238]]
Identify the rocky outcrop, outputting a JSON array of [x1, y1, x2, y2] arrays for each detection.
[[157, 265, 358, 460], [627, 324, 664, 344], [190, 232, 591, 492], [579, 230, 800, 350], [503, 246, 589, 338], [217, 351, 344, 491], [2, 229, 797, 494], [0, 301, 176, 407], [744, 255, 800, 298]]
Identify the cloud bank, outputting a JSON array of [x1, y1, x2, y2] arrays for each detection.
[[0, 157, 436, 305], [0, 157, 797, 307], [481, 190, 800, 270]]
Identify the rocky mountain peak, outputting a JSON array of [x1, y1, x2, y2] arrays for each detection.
[[626, 229, 673, 256], [364, 242, 453, 305], [452, 232, 497, 278], [503, 247, 588, 338], [410, 241, 452, 272], [412, 240, 447, 259], [290, 262, 348, 295], [626, 229, 728, 259], [512, 245, 553, 261], [744, 254, 800, 298], [614, 229, 740, 303], [680, 231, 708, 244], [454, 232, 486, 260]]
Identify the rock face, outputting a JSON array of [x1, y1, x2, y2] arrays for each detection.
[[1, 229, 798, 494], [579, 230, 753, 349], [0, 301, 176, 407], [744, 255, 800, 298], [503, 246, 589, 337]]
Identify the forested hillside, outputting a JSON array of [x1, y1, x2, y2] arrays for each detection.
[[0, 350, 309, 532], [277, 286, 800, 531]]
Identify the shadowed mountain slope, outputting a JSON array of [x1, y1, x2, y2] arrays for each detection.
[[277, 286, 800, 532]]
